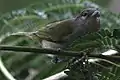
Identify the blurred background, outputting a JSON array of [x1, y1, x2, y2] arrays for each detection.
[[0, 0, 120, 13], [0, 0, 120, 80]]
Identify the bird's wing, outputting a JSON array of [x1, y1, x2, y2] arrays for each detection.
[[41, 19, 75, 42]]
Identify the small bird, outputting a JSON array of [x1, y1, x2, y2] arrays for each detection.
[[32, 8, 100, 62]]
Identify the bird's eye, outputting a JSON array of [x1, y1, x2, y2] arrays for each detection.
[[82, 12, 88, 16]]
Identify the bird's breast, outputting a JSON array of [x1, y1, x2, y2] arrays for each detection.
[[41, 40, 63, 49]]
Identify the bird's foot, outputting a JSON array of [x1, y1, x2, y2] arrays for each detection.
[[51, 56, 63, 63]]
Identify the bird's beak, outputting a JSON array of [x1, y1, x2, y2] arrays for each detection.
[[91, 10, 100, 17]]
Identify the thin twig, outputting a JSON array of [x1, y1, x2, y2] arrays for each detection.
[[0, 57, 16, 80], [0, 45, 120, 61], [43, 69, 69, 80], [0, 45, 84, 56]]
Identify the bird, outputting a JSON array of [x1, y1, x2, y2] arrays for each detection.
[[31, 8, 100, 62], [0, 8, 101, 80]]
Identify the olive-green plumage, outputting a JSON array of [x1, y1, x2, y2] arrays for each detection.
[[32, 8, 100, 58]]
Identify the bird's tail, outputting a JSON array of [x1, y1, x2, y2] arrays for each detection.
[[0, 30, 52, 44], [29, 31, 51, 42]]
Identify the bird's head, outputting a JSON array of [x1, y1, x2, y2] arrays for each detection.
[[79, 8, 100, 20], [75, 8, 100, 32]]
